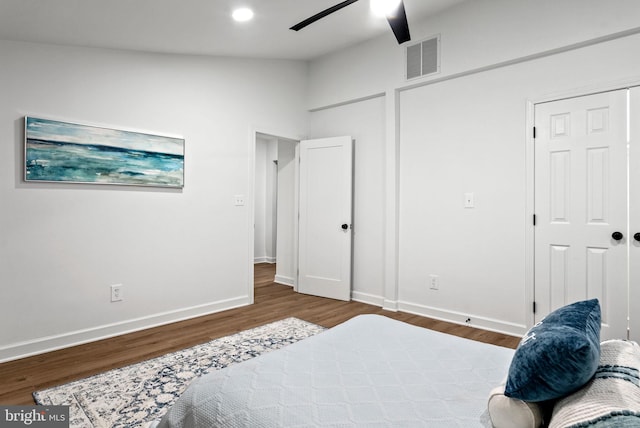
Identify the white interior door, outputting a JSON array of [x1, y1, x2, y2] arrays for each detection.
[[534, 90, 628, 340], [630, 87, 640, 342], [298, 136, 353, 301]]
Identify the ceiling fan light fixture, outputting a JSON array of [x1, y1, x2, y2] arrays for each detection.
[[370, 0, 402, 17], [232, 7, 254, 22]]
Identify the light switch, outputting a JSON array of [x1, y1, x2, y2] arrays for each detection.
[[464, 193, 474, 208]]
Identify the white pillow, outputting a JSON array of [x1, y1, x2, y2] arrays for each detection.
[[488, 383, 544, 428], [549, 340, 640, 428]]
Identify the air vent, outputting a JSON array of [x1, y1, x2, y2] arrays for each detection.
[[405, 35, 440, 80]]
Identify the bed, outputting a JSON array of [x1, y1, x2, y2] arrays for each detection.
[[155, 314, 514, 427]]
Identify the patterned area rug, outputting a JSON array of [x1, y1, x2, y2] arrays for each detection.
[[33, 317, 326, 428]]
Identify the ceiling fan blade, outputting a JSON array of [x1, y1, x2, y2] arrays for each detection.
[[386, 0, 410, 44], [290, 0, 360, 31]]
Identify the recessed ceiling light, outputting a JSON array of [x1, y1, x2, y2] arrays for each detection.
[[370, 0, 401, 17], [232, 7, 254, 22]]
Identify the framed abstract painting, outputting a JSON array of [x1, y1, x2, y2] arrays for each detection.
[[24, 116, 184, 188]]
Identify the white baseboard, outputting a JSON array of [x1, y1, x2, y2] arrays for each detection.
[[0, 296, 250, 363], [398, 300, 526, 337], [382, 299, 399, 312], [274, 275, 294, 287], [351, 291, 385, 307], [254, 257, 276, 264]]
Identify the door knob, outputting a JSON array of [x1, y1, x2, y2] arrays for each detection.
[[635, 232, 640, 242], [341, 224, 349, 230], [612, 231, 624, 241]]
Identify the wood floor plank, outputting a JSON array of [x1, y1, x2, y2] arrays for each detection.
[[0, 263, 520, 405]]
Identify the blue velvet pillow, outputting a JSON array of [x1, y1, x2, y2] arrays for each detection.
[[504, 299, 601, 402]]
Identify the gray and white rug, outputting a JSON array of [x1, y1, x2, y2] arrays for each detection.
[[33, 317, 326, 428]]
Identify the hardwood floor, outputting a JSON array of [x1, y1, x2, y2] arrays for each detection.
[[0, 264, 520, 405]]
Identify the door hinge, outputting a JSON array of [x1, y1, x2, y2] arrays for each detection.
[[533, 301, 537, 314], [533, 214, 536, 226], [533, 126, 536, 138]]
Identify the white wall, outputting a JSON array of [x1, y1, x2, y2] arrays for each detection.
[[254, 138, 267, 261], [308, 96, 386, 305], [254, 135, 278, 264], [399, 34, 640, 334], [308, 0, 640, 109], [275, 139, 297, 286], [266, 141, 278, 261], [0, 40, 307, 361], [306, 0, 640, 335]]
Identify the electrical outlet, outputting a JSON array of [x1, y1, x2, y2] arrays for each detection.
[[234, 195, 245, 206], [429, 274, 439, 290], [464, 192, 475, 208], [110, 284, 123, 302]]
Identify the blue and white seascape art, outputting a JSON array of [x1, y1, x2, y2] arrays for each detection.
[[25, 117, 184, 188]]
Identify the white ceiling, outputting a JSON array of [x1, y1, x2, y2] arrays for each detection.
[[0, 0, 466, 60]]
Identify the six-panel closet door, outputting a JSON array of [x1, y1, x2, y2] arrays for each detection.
[[630, 87, 640, 342], [534, 89, 629, 340]]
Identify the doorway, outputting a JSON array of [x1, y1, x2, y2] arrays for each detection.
[[253, 133, 299, 289], [251, 132, 355, 303], [254, 134, 278, 265]]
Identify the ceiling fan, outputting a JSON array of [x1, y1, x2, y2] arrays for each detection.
[[289, 0, 411, 45]]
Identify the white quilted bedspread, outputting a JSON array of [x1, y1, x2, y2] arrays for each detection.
[[156, 314, 514, 427]]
